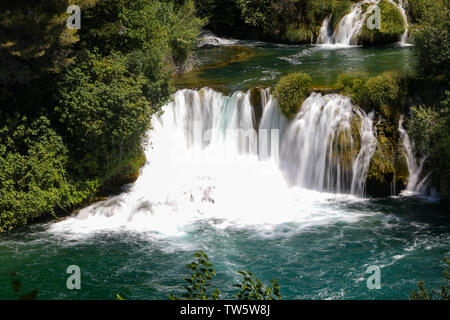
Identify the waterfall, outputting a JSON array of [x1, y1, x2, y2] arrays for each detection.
[[333, 0, 378, 46], [387, 0, 410, 45], [398, 117, 429, 195], [167, 89, 377, 194], [317, 16, 333, 45], [317, 0, 410, 46], [49, 88, 379, 234], [351, 111, 377, 196], [279, 93, 375, 194]]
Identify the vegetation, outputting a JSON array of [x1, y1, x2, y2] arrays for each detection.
[[194, 0, 361, 44], [412, 0, 450, 81], [194, 0, 411, 45], [274, 73, 312, 118], [0, 0, 203, 232], [405, 0, 450, 197], [410, 257, 450, 300], [359, 0, 406, 45], [168, 251, 282, 300], [169, 251, 221, 300]]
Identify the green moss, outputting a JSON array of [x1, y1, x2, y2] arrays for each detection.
[[284, 23, 314, 44], [274, 73, 312, 119], [336, 72, 369, 105], [250, 86, 268, 128], [365, 72, 407, 119], [359, 0, 406, 45], [366, 119, 408, 196]]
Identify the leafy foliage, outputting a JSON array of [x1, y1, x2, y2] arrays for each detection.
[[169, 251, 283, 300], [410, 257, 450, 300], [233, 270, 282, 300], [274, 73, 312, 118], [0, 0, 203, 232], [412, 0, 450, 81], [169, 251, 220, 300]]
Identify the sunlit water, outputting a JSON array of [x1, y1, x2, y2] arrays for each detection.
[[0, 44, 447, 301], [175, 43, 415, 90]]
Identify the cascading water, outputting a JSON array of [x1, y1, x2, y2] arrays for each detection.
[[387, 0, 410, 45], [398, 117, 430, 195], [351, 110, 377, 196], [316, 0, 380, 46], [317, 16, 333, 45], [317, 0, 410, 46], [279, 93, 376, 194], [333, 0, 378, 46], [49, 88, 377, 235]]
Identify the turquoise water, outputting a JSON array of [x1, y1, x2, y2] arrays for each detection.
[[0, 196, 448, 299], [1, 43, 448, 301], [176, 43, 415, 90]]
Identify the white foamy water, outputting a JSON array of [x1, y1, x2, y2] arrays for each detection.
[[48, 89, 379, 237], [317, 0, 410, 47], [398, 117, 431, 196]]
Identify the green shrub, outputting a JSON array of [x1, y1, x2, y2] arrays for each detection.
[[410, 257, 450, 300], [168, 250, 283, 300], [413, 1, 450, 81], [0, 117, 95, 232], [274, 73, 312, 118], [55, 51, 152, 180], [365, 72, 407, 118], [336, 72, 369, 105], [284, 23, 313, 43], [359, 0, 406, 45], [169, 251, 220, 300]]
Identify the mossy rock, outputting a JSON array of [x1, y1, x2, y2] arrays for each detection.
[[336, 71, 369, 105], [249, 85, 269, 129], [274, 73, 312, 119], [359, 0, 406, 45], [366, 119, 408, 197]]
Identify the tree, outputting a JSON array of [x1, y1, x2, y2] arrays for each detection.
[[413, 1, 450, 81]]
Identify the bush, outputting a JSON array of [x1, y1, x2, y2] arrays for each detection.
[[274, 73, 312, 118], [168, 250, 282, 300], [55, 51, 152, 180], [359, 0, 406, 45], [336, 72, 369, 105], [0, 117, 94, 232], [284, 23, 313, 43], [413, 1, 450, 81], [365, 72, 407, 118], [407, 92, 450, 195]]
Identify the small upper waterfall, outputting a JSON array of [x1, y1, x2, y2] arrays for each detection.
[[333, 0, 377, 46], [387, 0, 410, 45], [317, 16, 333, 45], [398, 117, 430, 195], [317, 0, 410, 46]]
